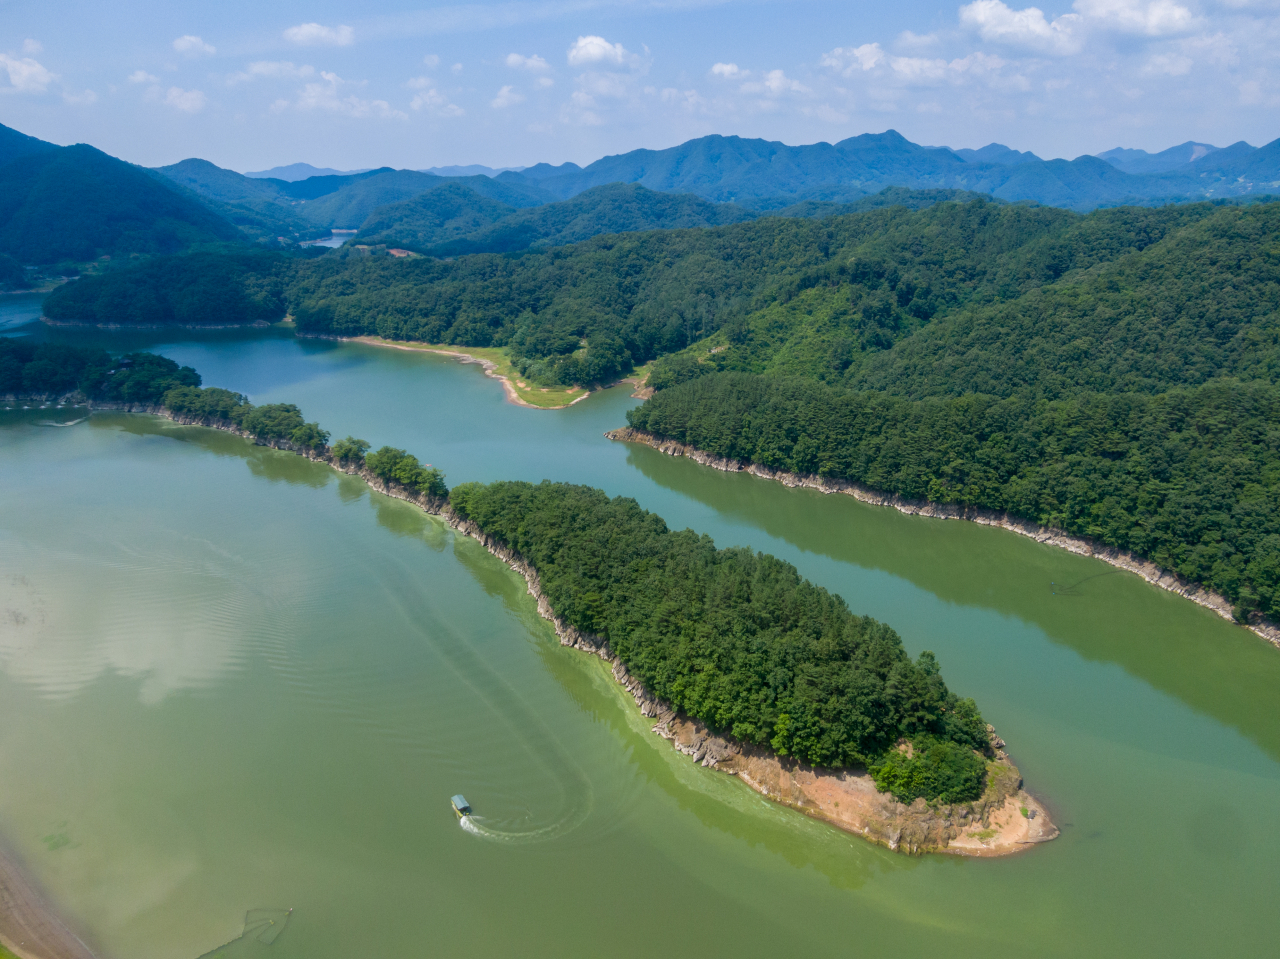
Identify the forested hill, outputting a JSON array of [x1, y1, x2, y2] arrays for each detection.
[[620, 201, 1280, 625], [43, 200, 1280, 395], [0, 138, 240, 264], [355, 182, 756, 255]]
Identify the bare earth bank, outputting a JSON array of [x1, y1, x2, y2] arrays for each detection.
[[606, 427, 1280, 650]]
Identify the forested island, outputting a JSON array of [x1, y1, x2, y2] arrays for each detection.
[[3, 340, 1053, 854]]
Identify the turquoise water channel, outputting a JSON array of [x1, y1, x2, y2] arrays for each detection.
[[1, 316, 1278, 957]]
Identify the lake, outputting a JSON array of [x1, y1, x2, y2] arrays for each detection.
[[2, 318, 1278, 958]]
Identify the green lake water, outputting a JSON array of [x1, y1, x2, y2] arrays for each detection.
[[2, 320, 1279, 958]]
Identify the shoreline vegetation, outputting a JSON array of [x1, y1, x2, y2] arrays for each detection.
[[2, 382, 1057, 859], [608, 426, 1280, 649], [341, 336, 591, 409]]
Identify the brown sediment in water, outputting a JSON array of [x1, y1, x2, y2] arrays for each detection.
[[0, 841, 96, 959], [606, 426, 1280, 651]]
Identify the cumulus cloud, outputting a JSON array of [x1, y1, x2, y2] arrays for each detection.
[[537, 76, 554, 87], [491, 84, 525, 107], [284, 23, 354, 46], [820, 43, 886, 75], [128, 69, 158, 84], [710, 62, 746, 79], [740, 69, 810, 95], [164, 87, 206, 112], [507, 53, 549, 71], [821, 43, 1010, 87], [283, 71, 408, 119], [406, 80, 464, 116], [567, 35, 638, 67], [423, 54, 440, 68], [228, 61, 315, 85], [959, 1, 1083, 54], [1074, 0, 1197, 35], [22, 39, 42, 55], [173, 35, 216, 57], [0, 54, 56, 93]]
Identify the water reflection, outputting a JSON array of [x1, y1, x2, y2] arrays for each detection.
[[622, 440, 1280, 763]]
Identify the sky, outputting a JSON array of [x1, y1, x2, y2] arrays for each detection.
[[0, 0, 1276, 172]]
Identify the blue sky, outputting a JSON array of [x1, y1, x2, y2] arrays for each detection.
[[0, 0, 1276, 171]]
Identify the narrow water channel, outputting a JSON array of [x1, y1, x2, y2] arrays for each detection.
[[2, 319, 1278, 958]]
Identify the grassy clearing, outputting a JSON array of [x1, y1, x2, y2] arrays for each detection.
[[356, 338, 590, 408]]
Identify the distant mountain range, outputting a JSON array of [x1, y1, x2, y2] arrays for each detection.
[[496, 130, 1279, 209], [244, 162, 371, 181], [0, 120, 1276, 266]]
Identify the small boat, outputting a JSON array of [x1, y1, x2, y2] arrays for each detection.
[[451, 795, 472, 818]]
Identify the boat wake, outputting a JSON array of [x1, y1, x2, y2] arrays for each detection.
[[457, 803, 590, 844]]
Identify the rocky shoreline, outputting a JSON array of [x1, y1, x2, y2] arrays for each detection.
[[4, 400, 1058, 898], [607, 427, 1280, 650], [137, 404, 1058, 857]]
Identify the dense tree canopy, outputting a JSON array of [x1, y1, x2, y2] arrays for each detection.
[[449, 479, 990, 788], [1, 338, 198, 402], [629, 373, 1280, 620]]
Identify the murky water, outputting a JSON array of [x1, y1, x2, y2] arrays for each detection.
[[2, 319, 1278, 958]]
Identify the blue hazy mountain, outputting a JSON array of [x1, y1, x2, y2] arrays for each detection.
[[244, 162, 371, 180], [1098, 142, 1227, 174], [513, 130, 1279, 210], [950, 143, 1043, 165]]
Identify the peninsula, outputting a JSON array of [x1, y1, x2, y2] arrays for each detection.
[[2, 339, 1056, 857]]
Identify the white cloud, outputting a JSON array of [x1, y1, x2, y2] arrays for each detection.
[[0, 54, 56, 93], [173, 35, 216, 57], [128, 70, 158, 84], [164, 86, 206, 112], [1073, 0, 1197, 36], [537, 76, 554, 88], [567, 35, 637, 67], [491, 84, 526, 107], [22, 39, 42, 55], [423, 54, 440, 68], [451, 63, 463, 73], [711, 62, 746, 79], [408, 84, 464, 116], [507, 53, 549, 71], [284, 23, 354, 47], [228, 61, 315, 84], [63, 88, 97, 105], [820, 44, 886, 75], [286, 71, 409, 119], [660, 87, 704, 111], [743, 69, 810, 95], [959, 1, 1083, 54]]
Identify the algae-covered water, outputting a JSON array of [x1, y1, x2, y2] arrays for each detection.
[[1, 323, 1278, 958]]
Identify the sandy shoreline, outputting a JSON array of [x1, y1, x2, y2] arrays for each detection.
[[606, 427, 1280, 650], [0, 840, 96, 959], [344, 336, 595, 410]]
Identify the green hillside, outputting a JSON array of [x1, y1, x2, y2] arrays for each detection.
[[354, 183, 518, 249], [43, 251, 289, 326], [451, 479, 990, 776], [0, 143, 240, 263]]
